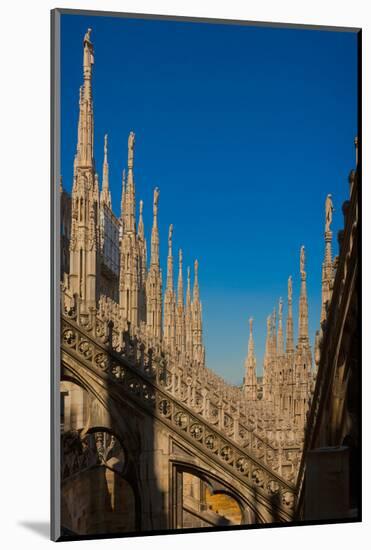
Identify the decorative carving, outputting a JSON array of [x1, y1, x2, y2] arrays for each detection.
[[78, 340, 93, 359], [267, 480, 280, 494], [282, 491, 295, 508], [220, 445, 233, 461], [175, 412, 188, 429], [205, 434, 217, 451], [62, 429, 125, 481], [63, 329, 76, 347], [236, 457, 249, 474], [190, 423, 203, 440], [159, 399, 171, 417], [252, 468, 265, 487]]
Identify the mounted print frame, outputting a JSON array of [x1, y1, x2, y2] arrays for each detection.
[[51, 8, 361, 542]]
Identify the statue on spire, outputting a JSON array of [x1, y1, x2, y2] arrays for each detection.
[[288, 276, 292, 302], [300, 245, 306, 276], [249, 317, 253, 334], [325, 194, 334, 232], [128, 131, 135, 168], [84, 28, 92, 45], [168, 224, 173, 249], [279, 297, 283, 319], [104, 134, 108, 158], [153, 187, 159, 216], [83, 28, 94, 68]]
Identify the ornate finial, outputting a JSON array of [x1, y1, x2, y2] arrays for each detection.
[[128, 131, 135, 169], [139, 199, 143, 215], [249, 317, 253, 334], [288, 276, 292, 302], [300, 245, 305, 276], [325, 194, 334, 233]]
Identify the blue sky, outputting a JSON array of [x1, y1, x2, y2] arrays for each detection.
[[61, 14, 358, 384]]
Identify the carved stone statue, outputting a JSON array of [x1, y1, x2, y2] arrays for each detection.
[[288, 276, 292, 302], [249, 317, 253, 333], [128, 131, 135, 166], [168, 224, 173, 247], [279, 298, 283, 318], [300, 245, 305, 275], [325, 194, 334, 232], [84, 28, 92, 45], [154, 187, 159, 213]]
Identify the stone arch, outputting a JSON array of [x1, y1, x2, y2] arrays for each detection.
[[171, 461, 267, 528], [60, 363, 143, 535]]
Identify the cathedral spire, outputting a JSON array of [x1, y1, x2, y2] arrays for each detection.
[[150, 187, 160, 266], [244, 317, 257, 400], [191, 259, 204, 365], [321, 194, 334, 325], [137, 198, 147, 322], [146, 187, 162, 339], [75, 29, 95, 168], [166, 225, 174, 292], [263, 314, 272, 400], [176, 249, 185, 354], [68, 29, 98, 308], [248, 317, 255, 359], [185, 266, 193, 356], [286, 276, 294, 353], [193, 259, 200, 303], [164, 224, 176, 351], [271, 307, 277, 359], [177, 249, 184, 307], [277, 297, 284, 356], [265, 314, 271, 361], [298, 245, 309, 345], [120, 169, 126, 219], [138, 199, 144, 241], [100, 134, 112, 208], [186, 266, 191, 309], [124, 132, 136, 232]]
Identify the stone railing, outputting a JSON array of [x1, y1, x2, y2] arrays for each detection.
[[61, 313, 297, 518]]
